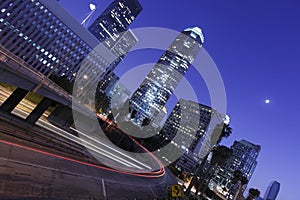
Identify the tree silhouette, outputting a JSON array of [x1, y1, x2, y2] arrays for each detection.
[[246, 188, 260, 200], [231, 170, 249, 200], [216, 123, 232, 144], [192, 145, 232, 196], [232, 170, 243, 185], [210, 145, 233, 166], [186, 123, 233, 196]]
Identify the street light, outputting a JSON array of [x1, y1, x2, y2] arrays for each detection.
[[81, 3, 97, 28], [89, 3, 96, 11]]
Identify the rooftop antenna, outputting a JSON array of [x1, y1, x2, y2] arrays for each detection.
[[81, 3, 97, 28]]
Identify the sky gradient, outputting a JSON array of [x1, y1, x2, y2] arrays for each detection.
[[58, 0, 300, 199]]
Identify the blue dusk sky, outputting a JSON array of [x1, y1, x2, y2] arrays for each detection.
[[58, 0, 300, 199]]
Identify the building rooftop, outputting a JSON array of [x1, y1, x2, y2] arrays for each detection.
[[184, 26, 205, 44]]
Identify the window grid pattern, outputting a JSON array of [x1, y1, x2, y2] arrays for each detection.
[[129, 28, 203, 126], [0, 0, 108, 83]]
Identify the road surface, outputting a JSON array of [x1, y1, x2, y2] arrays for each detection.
[[0, 86, 177, 199]]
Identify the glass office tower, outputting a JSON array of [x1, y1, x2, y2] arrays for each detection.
[[159, 99, 226, 171], [88, 0, 142, 49], [129, 27, 205, 126], [264, 181, 280, 200], [88, 0, 142, 88]]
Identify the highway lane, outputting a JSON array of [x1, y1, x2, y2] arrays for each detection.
[[0, 130, 177, 199], [0, 88, 181, 199], [10, 106, 163, 173], [0, 118, 176, 199], [0, 86, 180, 199], [0, 85, 50, 119], [0, 86, 163, 174]]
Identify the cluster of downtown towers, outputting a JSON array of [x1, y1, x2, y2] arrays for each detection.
[[0, 0, 262, 197]]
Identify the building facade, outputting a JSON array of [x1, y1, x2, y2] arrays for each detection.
[[108, 80, 131, 110], [156, 99, 226, 171], [0, 0, 141, 108], [176, 151, 200, 173], [128, 27, 205, 127], [88, 0, 141, 75], [160, 99, 212, 153], [82, 0, 141, 103], [88, 0, 142, 48], [91, 29, 138, 78], [97, 72, 120, 94], [0, 0, 112, 85], [209, 140, 261, 199], [151, 106, 167, 129]]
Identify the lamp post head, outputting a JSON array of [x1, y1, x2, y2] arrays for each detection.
[[89, 3, 96, 11]]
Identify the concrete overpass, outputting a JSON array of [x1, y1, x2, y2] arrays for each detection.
[[0, 44, 72, 106], [0, 45, 97, 129]]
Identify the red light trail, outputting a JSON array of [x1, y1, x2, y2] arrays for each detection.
[[0, 139, 165, 178]]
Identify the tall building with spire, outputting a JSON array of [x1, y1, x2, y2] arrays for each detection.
[[128, 27, 205, 127]]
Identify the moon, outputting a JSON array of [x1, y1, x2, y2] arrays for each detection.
[[265, 99, 270, 104]]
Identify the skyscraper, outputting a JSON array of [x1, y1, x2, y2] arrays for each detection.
[[88, 0, 142, 48], [209, 140, 261, 199], [151, 106, 167, 129], [88, 0, 141, 84], [264, 181, 280, 200], [160, 100, 221, 153], [97, 72, 120, 94], [129, 27, 205, 127], [158, 99, 226, 171], [109, 81, 131, 110], [96, 72, 131, 111]]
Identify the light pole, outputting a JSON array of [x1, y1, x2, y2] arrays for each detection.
[[81, 3, 97, 28]]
